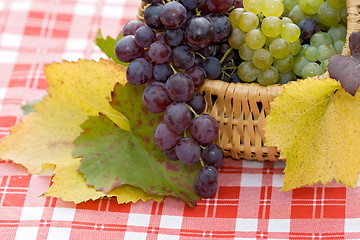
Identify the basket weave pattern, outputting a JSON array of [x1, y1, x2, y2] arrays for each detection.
[[137, 0, 360, 161]]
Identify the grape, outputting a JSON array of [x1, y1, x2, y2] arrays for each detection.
[[179, 0, 205, 10], [114, 35, 144, 63], [233, 0, 244, 8], [142, 0, 162, 3], [154, 122, 181, 150], [289, 5, 308, 24], [243, 0, 264, 14], [294, 56, 310, 76], [186, 66, 206, 88], [317, 43, 337, 62], [301, 62, 323, 78], [198, 44, 219, 57], [341, 7, 347, 23], [273, 55, 294, 73], [304, 46, 318, 62], [321, 59, 329, 72], [269, 38, 290, 59], [261, 16, 282, 38], [206, 13, 232, 43], [143, 82, 173, 113], [186, 92, 206, 114], [238, 12, 259, 32], [122, 20, 145, 36], [199, 57, 222, 80], [263, 0, 284, 17], [283, 0, 299, 11], [172, 45, 195, 70], [175, 138, 201, 164], [228, 72, 242, 83], [237, 61, 259, 82], [245, 29, 266, 50], [163, 147, 179, 161], [239, 43, 254, 61], [281, 23, 301, 43], [279, 71, 297, 84], [166, 72, 194, 102], [334, 40, 345, 54], [153, 64, 173, 82], [281, 17, 293, 25], [148, 41, 172, 64], [201, 144, 224, 167], [185, 16, 214, 49], [298, 0, 324, 15], [327, 24, 347, 43], [155, 32, 166, 42], [164, 103, 192, 132], [289, 39, 302, 55], [199, 0, 233, 13], [228, 28, 246, 49], [134, 26, 156, 48], [194, 166, 218, 198], [310, 32, 332, 47], [257, 66, 279, 86], [318, 2, 341, 27], [327, 0, 346, 9], [297, 43, 310, 57], [252, 48, 274, 69], [164, 28, 184, 47], [160, 2, 187, 29], [190, 114, 219, 145], [216, 43, 234, 63], [126, 58, 153, 85], [229, 8, 245, 28], [143, 3, 164, 29], [297, 18, 320, 43]]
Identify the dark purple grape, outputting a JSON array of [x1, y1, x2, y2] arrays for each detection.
[[153, 64, 173, 82], [179, 0, 205, 10], [185, 16, 214, 49], [186, 92, 206, 114], [164, 147, 179, 161], [164, 102, 192, 132], [171, 46, 195, 71], [185, 65, 206, 88], [194, 55, 204, 66], [148, 41, 172, 64], [134, 26, 156, 48], [142, 0, 162, 3], [114, 35, 144, 63], [155, 32, 166, 42], [175, 138, 201, 164], [233, 0, 244, 8], [144, 3, 164, 29], [122, 20, 145, 36], [199, 0, 233, 13], [190, 114, 219, 145], [229, 72, 242, 83], [166, 72, 194, 102], [200, 57, 222, 79], [194, 166, 218, 198], [165, 28, 184, 47], [198, 44, 219, 57], [297, 18, 321, 43], [201, 144, 224, 167], [154, 122, 181, 150], [205, 13, 232, 43], [143, 49, 151, 62], [142, 82, 173, 113], [126, 58, 153, 85], [160, 1, 187, 29]]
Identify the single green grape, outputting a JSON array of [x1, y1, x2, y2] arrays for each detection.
[[341, 7, 347, 23], [239, 12, 259, 32], [327, 0, 346, 9], [289, 39, 302, 56], [261, 16, 282, 38], [304, 46, 318, 62], [298, 0, 324, 15], [327, 24, 347, 42], [239, 43, 255, 61], [228, 28, 246, 49], [279, 71, 297, 84], [281, 17, 293, 25], [317, 43, 337, 62], [334, 40, 345, 54], [289, 4, 308, 24], [257, 66, 280, 86], [269, 37, 290, 59], [321, 59, 330, 72], [237, 61, 260, 82], [263, 0, 284, 17], [297, 43, 310, 57], [229, 8, 246, 28], [283, 0, 299, 12], [252, 48, 274, 69], [301, 62, 323, 78], [273, 55, 294, 73], [281, 23, 301, 42], [318, 2, 341, 27], [245, 29, 266, 50], [294, 56, 310, 76], [310, 32, 333, 47], [243, 0, 264, 14]]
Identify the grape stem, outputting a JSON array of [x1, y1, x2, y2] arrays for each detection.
[[169, 64, 177, 74], [186, 104, 199, 118], [219, 47, 233, 64], [199, 158, 205, 167], [195, 52, 206, 60]]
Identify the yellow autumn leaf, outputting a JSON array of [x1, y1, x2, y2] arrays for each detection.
[[265, 78, 360, 191], [0, 59, 129, 174], [43, 159, 164, 204]]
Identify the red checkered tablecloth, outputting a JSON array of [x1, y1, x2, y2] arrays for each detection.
[[1, 0, 360, 239]]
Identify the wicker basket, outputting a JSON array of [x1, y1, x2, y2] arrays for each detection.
[[137, 0, 360, 161]]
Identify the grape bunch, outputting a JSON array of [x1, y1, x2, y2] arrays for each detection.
[[114, 0, 230, 198]]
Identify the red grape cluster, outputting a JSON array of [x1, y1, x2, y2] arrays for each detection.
[[114, 0, 235, 198]]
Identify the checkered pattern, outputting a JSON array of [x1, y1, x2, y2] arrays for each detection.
[[1, 0, 360, 239]]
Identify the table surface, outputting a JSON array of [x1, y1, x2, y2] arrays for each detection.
[[1, 0, 360, 239]]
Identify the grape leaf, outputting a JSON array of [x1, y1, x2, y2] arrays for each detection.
[[328, 54, 360, 96], [43, 159, 163, 204], [265, 78, 360, 191], [76, 83, 201, 206], [21, 99, 42, 115], [95, 30, 128, 66], [0, 59, 128, 174]]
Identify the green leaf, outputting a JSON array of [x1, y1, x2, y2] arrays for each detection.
[[95, 30, 128, 66], [21, 99, 42, 115], [75, 83, 201, 207]]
